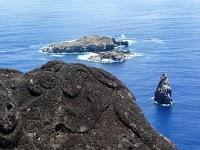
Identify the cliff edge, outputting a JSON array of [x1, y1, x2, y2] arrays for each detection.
[[0, 60, 177, 150]]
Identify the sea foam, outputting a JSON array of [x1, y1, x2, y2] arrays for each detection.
[[154, 101, 173, 107], [117, 35, 137, 46], [78, 51, 143, 63], [151, 38, 165, 44], [143, 38, 165, 44]]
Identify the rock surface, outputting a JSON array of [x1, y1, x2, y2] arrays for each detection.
[[154, 73, 173, 104], [88, 50, 133, 63], [42, 35, 128, 53], [0, 61, 177, 150]]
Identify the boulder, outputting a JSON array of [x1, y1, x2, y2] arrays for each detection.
[[42, 35, 129, 53], [112, 38, 129, 47], [0, 61, 177, 149], [88, 50, 132, 63], [154, 73, 173, 104]]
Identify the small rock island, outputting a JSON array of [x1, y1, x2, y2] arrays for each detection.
[[42, 35, 133, 63], [154, 73, 173, 105], [42, 35, 128, 53], [0, 61, 177, 149], [88, 50, 133, 63]]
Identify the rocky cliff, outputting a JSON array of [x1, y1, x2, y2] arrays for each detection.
[[0, 60, 177, 150]]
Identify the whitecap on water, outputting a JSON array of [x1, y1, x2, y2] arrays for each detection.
[[77, 53, 106, 62], [78, 52, 95, 60], [51, 54, 65, 57], [133, 52, 144, 57], [117, 35, 137, 46], [77, 51, 143, 63], [144, 38, 165, 44], [120, 34, 127, 39], [1, 48, 26, 53], [151, 38, 165, 44], [150, 96, 155, 100], [78, 53, 121, 63], [154, 101, 174, 107], [64, 39, 77, 43], [126, 39, 137, 45], [0, 50, 7, 53], [29, 44, 42, 49]]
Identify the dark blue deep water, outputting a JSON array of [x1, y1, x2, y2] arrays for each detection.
[[1, 0, 200, 149]]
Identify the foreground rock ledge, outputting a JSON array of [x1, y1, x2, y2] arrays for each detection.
[[0, 60, 177, 150]]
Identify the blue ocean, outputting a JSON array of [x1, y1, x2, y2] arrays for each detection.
[[0, 0, 200, 149]]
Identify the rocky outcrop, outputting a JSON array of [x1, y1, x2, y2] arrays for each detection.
[[112, 38, 129, 47], [154, 73, 173, 105], [0, 61, 177, 150], [88, 50, 132, 63], [42, 35, 128, 53], [0, 69, 37, 149]]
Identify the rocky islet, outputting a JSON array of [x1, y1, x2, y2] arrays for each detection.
[[42, 35, 133, 63], [42, 35, 129, 53]]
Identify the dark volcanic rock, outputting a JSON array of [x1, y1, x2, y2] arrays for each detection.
[[0, 61, 177, 150], [154, 73, 173, 104], [112, 38, 129, 47], [0, 69, 37, 149], [42, 35, 129, 53], [88, 50, 133, 63]]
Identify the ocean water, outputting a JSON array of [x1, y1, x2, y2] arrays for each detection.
[[0, 0, 200, 149]]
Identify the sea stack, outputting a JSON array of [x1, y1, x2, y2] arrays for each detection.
[[154, 73, 173, 105], [0, 61, 177, 149]]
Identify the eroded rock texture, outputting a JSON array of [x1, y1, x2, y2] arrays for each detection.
[[0, 61, 177, 150]]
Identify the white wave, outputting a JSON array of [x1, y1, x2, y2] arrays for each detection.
[[78, 51, 143, 63], [143, 38, 165, 44], [64, 39, 77, 43], [51, 54, 65, 57], [154, 101, 173, 107], [127, 39, 137, 45], [29, 44, 41, 49], [161, 103, 172, 107], [38, 47, 46, 53], [116, 35, 137, 46], [78, 52, 97, 61], [0, 50, 7, 53], [150, 96, 155, 100], [120, 34, 127, 39], [0, 48, 25, 53], [78, 53, 122, 63], [151, 38, 165, 44], [132, 52, 144, 57]]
